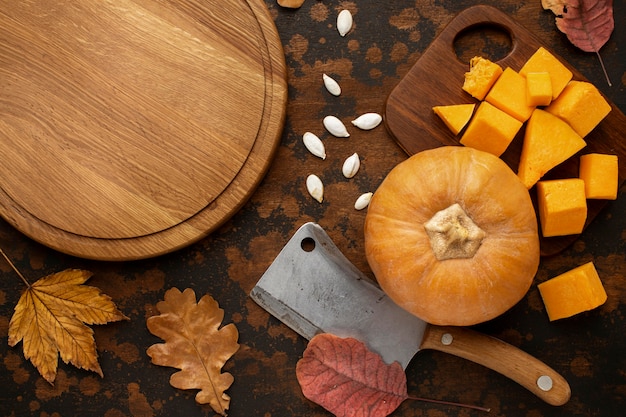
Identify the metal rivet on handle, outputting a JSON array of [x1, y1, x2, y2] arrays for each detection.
[[537, 375, 553, 391], [441, 333, 453, 346]]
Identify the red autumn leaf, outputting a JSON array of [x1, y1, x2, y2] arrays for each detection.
[[542, 0, 614, 85], [296, 333, 408, 417], [295, 334, 492, 416], [542, 0, 614, 52]]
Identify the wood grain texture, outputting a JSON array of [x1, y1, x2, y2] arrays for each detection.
[[0, 0, 287, 260], [420, 325, 571, 406], [384, 5, 626, 256], [0, 2, 625, 416]]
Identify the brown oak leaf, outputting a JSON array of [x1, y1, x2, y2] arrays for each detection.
[[146, 288, 239, 416], [542, 0, 614, 84], [296, 333, 408, 417], [8, 269, 129, 384]]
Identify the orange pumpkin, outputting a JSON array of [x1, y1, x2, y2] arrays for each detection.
[[364, 146, 540, 326]]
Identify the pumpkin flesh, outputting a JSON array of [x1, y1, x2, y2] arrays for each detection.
[[364, 146, 540, 326]]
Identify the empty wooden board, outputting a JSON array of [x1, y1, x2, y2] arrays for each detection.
[[384, 5, 626, 256], [0, 0, 287, 261]]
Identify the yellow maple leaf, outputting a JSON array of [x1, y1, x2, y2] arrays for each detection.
[[146, 287, 239, 416], [8, 269, 129, 384], [541, 0, 567, 15]]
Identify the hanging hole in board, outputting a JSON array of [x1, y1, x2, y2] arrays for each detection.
[[301, 237, 316, 252], [453, 24, 513, 65]]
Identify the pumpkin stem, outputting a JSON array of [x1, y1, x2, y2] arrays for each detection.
[[424, 203, 485, 260]]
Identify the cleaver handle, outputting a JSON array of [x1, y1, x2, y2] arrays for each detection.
[[420, 325, 571, 406]]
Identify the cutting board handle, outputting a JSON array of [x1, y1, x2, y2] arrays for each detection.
[[421, 325, 571, 406], [384, 5, 543, 156], [415, 5, 529, 108], [424, 5, 544, 74], [434, 5, 519, 54]]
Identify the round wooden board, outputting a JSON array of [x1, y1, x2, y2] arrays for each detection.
[[0, 0, 287, 260]]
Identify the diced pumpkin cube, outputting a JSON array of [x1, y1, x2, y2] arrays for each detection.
[[538, 262, 607, 321], [536, 178, 587, 237], [459, 101, 522, 157], [517, 109, 586, 189], [433, 104, 476, 135], [485, 67, 535, 122], [462, 56, 503, 100], [546, 81, 611, 137], [520, 46, 573, 99], [579, 153, 619, 200], [526, 72, 552, 107]]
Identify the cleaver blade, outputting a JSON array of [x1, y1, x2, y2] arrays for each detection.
[[250, 222, 571, 406], [250, 222, 425, 369]]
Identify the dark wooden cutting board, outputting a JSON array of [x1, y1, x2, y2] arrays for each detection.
[[0, 0, 287, 260], [384, 5, 626, 256]]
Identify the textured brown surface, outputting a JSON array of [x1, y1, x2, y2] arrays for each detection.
[[0, 0, 287, 260], [1, 1, 625, 416]]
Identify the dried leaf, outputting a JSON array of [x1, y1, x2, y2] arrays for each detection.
[[146, 288, 239, 416], [296, 333, 407, 417], [542, 0, 614, 52], [8, 269, 129, 384], [296, 334, 492, 416], [542, 0, 614, 85]]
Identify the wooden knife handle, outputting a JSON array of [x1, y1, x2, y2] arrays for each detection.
[[420, 325, 571, 406]]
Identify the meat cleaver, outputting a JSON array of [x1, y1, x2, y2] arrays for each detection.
[[250, 222, 571, 406]]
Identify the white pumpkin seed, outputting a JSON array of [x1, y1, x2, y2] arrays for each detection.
[[323, 73, 341, 96], [352, 112, 382, 130], [337, 9, 353, 37], [306, 174, 324, 203], [342, 153, 360, 178], [303, 132, 326, 159], [323, 115, 350, 137], [354, 192, 373, 210]]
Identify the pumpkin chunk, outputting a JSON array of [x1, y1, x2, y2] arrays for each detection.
[[520, 46, 573, 99], [546, 81, 611, 138], [485, 67, 535, 122], [525, 72, 552, 107], [462, 56, 503, 100], [517, 109, 586, 189], [579, 153, 619, 200], [538, 262, 607, 321], [433, 104, 475, 135], [460, 101, 522, 157], [536, 178, 587, 237]]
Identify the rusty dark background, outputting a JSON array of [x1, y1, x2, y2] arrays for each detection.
[[1, 1, 625, 416]]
